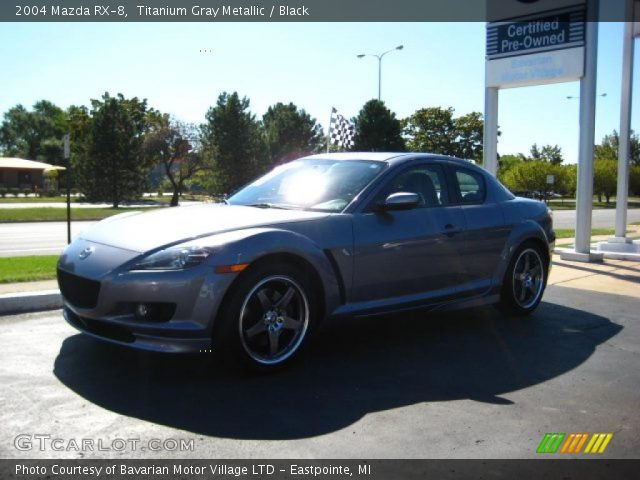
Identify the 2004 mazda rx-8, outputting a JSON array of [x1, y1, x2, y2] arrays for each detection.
[[58, 152, 554, 369]]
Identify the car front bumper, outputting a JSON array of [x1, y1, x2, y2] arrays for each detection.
[[63, 307, 212, 353], [58, 239, 239, 353]]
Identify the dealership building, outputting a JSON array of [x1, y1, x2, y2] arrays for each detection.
[[0, 157, 66, 191]]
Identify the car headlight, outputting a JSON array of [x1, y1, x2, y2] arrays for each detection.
[[130, 246, 211, 271]]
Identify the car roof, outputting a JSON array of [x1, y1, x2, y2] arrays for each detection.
[[301, 152, 481, 169], [302, 152, 410, 162]]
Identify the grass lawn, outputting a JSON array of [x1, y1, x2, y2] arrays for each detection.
[[0, 196, 70, 203], [555, 227, 615, 239], [0, 256, 58, 283], [0, 207, 161, 223], [548, 199, 640, 210], [0, 194, 212, 204], [554, 227, 632, 239]]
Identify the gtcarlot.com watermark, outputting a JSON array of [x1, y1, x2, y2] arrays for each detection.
[[14, 434, 194, 452]]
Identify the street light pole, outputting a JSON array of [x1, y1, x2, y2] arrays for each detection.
[[378, 56, 382, 100], [63, 134, 71, 244], [357, 45, 404, 101]]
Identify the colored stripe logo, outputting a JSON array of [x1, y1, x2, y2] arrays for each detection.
[[537, 433, 613, 454], [537, 433, 566, 453]]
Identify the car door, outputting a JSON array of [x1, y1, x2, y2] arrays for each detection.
[[447, 165, 510, 296], [351, 162, 466, 305]]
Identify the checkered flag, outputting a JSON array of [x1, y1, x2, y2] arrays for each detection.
[[328, 107, 355, 149]]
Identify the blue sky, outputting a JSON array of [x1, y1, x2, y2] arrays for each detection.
[[0, 20, 638, 163]]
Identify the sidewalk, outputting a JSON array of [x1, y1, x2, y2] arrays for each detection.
[[0, 279, 57, 295], [0, 279, 61, 314], [1, 255, 638, 316], [549, 256, 640, 297]]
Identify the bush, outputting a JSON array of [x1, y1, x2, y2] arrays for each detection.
[[594, 158, 617, 203], [500, 160, 575, 197], [9, 188, 20, 197], [0, 188, 7, 198], [22, 188, 32, 197], [630, 165, 640, 196]]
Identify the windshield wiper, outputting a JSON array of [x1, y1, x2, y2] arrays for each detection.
[[246, 202, 288, 209]]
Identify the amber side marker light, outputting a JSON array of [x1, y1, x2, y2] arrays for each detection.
[[215, 263, 250, 274]]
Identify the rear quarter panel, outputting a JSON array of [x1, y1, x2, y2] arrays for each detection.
[[496, 197, 554, 287]]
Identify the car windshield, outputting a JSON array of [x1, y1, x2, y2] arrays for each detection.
[[228, 159, 386, 212]]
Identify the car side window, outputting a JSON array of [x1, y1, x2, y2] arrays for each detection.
[[374, 165, 448, 208], [454, 168, 486, 204]]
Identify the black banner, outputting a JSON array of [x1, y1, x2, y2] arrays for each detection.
[[2, 460, 640, 480], [0, 0, 633, 22]]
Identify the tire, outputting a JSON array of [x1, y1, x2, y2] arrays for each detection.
[[499, 242, 548, 316], [216, 262, 318, 371]]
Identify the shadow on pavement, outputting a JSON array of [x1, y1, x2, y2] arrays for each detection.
[[54, 298, 621, 440]]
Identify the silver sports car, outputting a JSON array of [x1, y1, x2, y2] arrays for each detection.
[[58, 152, 555, 370]]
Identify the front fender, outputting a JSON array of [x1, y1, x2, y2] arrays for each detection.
[[200, 227, 342, 321]]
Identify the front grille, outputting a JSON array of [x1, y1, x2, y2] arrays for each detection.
[[57, 268, 101, 309], [81, 317, 135, 343], [65, 309, 135, 343]]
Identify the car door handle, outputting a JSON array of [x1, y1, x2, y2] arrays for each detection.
[[443, 224, 462, 237]]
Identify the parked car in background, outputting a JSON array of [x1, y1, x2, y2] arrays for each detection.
[[57, 153, 555, 370]]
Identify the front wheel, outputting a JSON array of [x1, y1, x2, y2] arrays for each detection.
[[217, 263, 318, 371], [499, 243, 547, 316]]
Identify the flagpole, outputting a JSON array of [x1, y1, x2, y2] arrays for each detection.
[[326, 106, 334, 153]]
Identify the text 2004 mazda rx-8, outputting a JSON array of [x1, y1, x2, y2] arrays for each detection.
[[58, 152, 554, 369]]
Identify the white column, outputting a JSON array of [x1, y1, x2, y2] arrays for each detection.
[[615, 21, 635, 238], [595, 5, 640, 259], [573, 19, 599, 257], [483, 87, 499, 176]]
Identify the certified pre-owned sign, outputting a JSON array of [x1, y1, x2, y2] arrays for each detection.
[[487, 6, 585, 60]]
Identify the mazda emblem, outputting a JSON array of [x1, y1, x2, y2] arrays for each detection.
[[78, 246, 95, 260]]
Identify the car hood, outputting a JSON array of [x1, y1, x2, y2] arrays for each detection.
[[79, 204, 330, 252]]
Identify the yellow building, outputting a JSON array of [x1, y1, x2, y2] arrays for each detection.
[[0, 157, 66, 191]]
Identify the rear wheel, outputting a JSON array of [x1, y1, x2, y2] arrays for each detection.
[[217, 263, 317, 371], [500, 243, 547, 316]]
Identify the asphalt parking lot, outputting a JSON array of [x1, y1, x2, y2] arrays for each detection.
[[1, 257, 639, 459]]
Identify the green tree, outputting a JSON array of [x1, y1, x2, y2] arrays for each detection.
[[497, 154, 522, 179], [404, 107, 455, 155], [353, 99, 405, 152], [562, 164, 577, 198], [630, 165, 640, 196], [75, 93, 156, 207], [530, 143, 563, 164], [201, 92, 266, 194], [594, 158, 617, 204], [144, 120, 206, 206], [453, 112, 484, 162], [262, 102, 324, 165], [403, 107, 485, 161], [0, 100, 69, 164], [500, 160, 572, 198], [595, 130, 640, 166], [66, 105, 92, 189]]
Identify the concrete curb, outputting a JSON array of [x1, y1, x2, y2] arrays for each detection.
[[0, 289, 62, 316]]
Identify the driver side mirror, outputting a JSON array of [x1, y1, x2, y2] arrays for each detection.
[[379, 192, 420, 211]]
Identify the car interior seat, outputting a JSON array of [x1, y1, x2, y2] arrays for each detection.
[[401, 172, 440, 207]]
